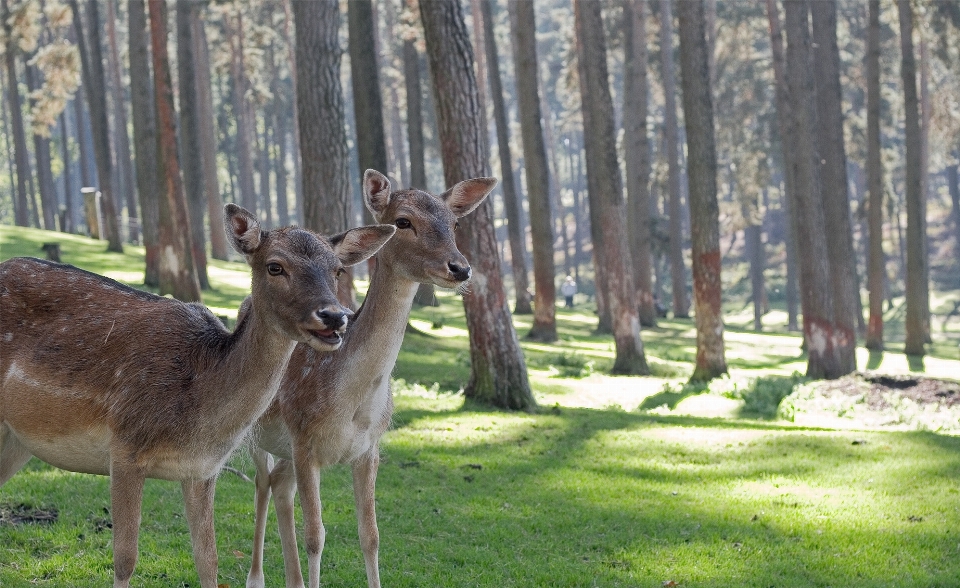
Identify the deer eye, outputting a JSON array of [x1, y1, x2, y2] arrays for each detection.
[[395, 218, 412, 229], [267, 263, 284, 276]]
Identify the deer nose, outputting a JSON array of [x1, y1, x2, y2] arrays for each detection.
[[316, 309, 347, 330], [448, 262, 471, 282]]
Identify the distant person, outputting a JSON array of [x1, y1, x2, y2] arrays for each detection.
[[560, 275, 577, 308]]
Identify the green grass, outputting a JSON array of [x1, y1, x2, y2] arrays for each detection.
[[2, 225, 960, 587]]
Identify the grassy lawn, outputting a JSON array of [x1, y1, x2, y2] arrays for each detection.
[[2, 225, 959, 587]]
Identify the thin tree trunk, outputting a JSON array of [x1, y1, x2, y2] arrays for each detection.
[[282, 0, 303, 221], [193, 16, 228, 260], [71, 0, 123, 251], [765, 0, 799, 331], [918, 35, 931, 342], [2, 0, 30, 227], [785, 0, 845, 379], [128, 0, 160, 285], [176, 0, 210, 289], [149, 0, 201, 302], [227, 7, 257, 216], [348, 0, 388, 211], [478, 0, 532, 316], [623, 0, 656, 327], [575, 0, 649, 375], [105, 0, 138, 243], [811, 0, 856, 374], [59, 111, 75, 232], [420, 0, 537, 410], [274, 83, 290, 227], [949, 161, 960, 265], [677, 0, 727, 382], [509, 0, 557, 341], [865, 0, 885, 351], [383, 0, 409, 187], [258, 115, 272, 227], [73, 91, 95, 188], [24, 64, 57, 231], [294, 0, 355, 308], [658, 0, 689, 318], [897, 0, 926, 356]]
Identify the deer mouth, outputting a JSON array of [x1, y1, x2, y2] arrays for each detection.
[[308, 328, 342, 347]]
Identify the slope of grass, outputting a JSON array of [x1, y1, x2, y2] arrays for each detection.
[[2, 225, 959, 587]]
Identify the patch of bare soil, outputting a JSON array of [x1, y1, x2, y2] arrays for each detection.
[[821, 372, 960, 410], [0, 503, 58, 526]]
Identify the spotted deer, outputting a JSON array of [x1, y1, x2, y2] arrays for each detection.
[[0, 204, 396, 588], [245, 170, 495, 588]]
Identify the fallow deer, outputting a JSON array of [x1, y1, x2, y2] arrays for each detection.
[[245, 170, 495, 588], [0, 204, 396, 588]]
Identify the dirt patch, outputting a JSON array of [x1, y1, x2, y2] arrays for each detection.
[[820, 372, 960, 409], [0, 503, 58, 526]]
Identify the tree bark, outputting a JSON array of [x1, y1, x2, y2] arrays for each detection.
[[149, 0, 201, 302], [176, 0, 210, 289], [677, 0, 727, 382], [226, 6, 257, 216], [105, 0, 138, 243], [282, 0, 303, 221], [509, 0, 557, 341], [71, 0, 123, 252], [59, 111, 76, 232], [478, 0, 532, 316], [950, 162, 960, 265], [897, 0, 926, 356], [192, 15, 229, 260], [420, 0, 536, 410], [3, 0, 31, 227], [273, 79, 291, 227], [918, 35, 931, 343], [128, 0, 160, 286], [623, 0, 656, 327], [811, 0, 856, 374], [658, 0, 689, 318], [24, 64, 57, 231], [294, 0, 356, 308], [382, 0, 409, 187], [784, 0, 845, 379], [574, 0, 649, 375], [865, 0, 885, 351], [765, 0, 799, 331]]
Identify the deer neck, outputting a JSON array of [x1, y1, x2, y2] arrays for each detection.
[[339, 260, 419, 374]]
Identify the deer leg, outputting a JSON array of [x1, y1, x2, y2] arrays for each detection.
[[182, 477, 219, 588], [109, 460, 145, 588], [293, 452, 324, 588], [0, 425, 32, 485], [271, 458, 306, 588], [352, 451, 382, 588], [246, 448, 274, 588]]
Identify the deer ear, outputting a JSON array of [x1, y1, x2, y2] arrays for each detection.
[[329, 224, 396, 267], [363, 169, 393, 219], [441, 177, 497, 218], [224, 204, 263, 255]]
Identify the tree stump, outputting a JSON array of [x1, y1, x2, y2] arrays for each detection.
[[41, 243, 62, 262]]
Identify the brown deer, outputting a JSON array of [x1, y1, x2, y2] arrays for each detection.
[[0, 204, 396, 588], [245, 170, 495, 588]]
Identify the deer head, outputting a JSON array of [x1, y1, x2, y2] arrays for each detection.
[[224, 204, 395, 351], [361, 169, 495, 288]]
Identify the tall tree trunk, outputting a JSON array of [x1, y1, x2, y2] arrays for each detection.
[[897, 0, 926, 356], [227, 7, 257, 216], [258, 114, 272, 227], [478, 0, 532, 316], [128, 0, 160, 286], [294, 0, 355, 308], [24, 64, 57, 231], [811, 0, 856, 374], [746, 208, 765, 331], [509, 0, 557, 340], [282, 0, 303, 221], [382, 0, 409, 187], [2, 0, 30, 227], [274, 91, 290, 227], [59, 111, 75, 232], [948, 161, 960, 266], [658, 0, 689, 318], [420, 0, 537, 410], [865, 0, 885, 350], [176, 0, 210, 289], [918, 35, 931, 343], [192, 16, 228, 260], [72, 0, 123, 251], [105, 0, 138, 244], [574, 0, 649, 375], [677, 0, 727, 382], [149, 0, 201, 302], [73, 89, 95, 188], [623, 0, 656, 327], [785, 0, 844, 379], [765, 0, 799, 331], [348, 0, 388, 211]]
